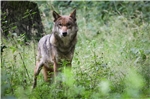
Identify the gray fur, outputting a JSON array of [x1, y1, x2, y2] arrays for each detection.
[[33, 10, 78, 88]]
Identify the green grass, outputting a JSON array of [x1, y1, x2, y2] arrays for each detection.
[[1, 4, 150, 99]]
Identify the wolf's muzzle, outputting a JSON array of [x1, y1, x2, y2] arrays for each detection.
[[62, 32, 67, 37]]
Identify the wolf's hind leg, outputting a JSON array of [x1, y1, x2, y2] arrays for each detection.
[[43, 66, 53, 83], [33, 61, 43, 89]]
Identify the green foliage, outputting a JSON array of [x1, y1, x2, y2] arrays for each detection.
[[1, 1, 150, 99]]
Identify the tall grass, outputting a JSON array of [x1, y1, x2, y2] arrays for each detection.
[[1, 2, 150, 99]]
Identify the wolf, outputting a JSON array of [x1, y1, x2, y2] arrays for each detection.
[[33, 10, 78, 88]]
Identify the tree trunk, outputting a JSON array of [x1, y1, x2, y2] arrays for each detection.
[[1, 1, 44, 41]]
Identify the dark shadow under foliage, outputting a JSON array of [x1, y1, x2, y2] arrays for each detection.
[[1, 1, 44, 41]]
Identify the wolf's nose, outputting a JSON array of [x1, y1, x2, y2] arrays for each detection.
[[62, 32, 67, 37]]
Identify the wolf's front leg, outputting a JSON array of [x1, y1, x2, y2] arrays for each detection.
[[33, 61, 43, 89]]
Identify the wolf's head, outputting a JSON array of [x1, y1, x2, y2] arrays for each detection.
[[52, 10, 78, 40]]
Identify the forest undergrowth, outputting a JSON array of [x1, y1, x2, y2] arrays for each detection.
[[1, 1, 150, 99]]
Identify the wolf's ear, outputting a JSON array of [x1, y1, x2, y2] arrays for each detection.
[[70, 9, 76, 21], [53, 11, 61, 22]]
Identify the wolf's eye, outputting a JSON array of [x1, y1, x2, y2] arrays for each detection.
[[67, 23, 71, 27], [58, 23, 62, 26]]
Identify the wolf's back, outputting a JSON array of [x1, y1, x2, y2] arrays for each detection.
[[37, 34, 52, 62]]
